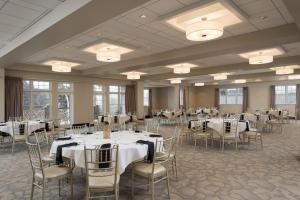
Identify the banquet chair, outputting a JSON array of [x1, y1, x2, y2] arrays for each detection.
[[72, 124, 88, 135], [220, 119, 239, 151], [26, 141, 73, 200], [244, 120, 263, 149], [193, 118, 211, 151], [46, 121, 60, 141], [11, 120, 28, 153], [34, 129, 55, 165], [84, 145, 120, 199], [145, 120, 159, 134], [131, 137, 174, 200]]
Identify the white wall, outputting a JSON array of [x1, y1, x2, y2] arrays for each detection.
[[0, 69, 4, 121]]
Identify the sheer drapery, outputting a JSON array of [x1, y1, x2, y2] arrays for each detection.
[[125, 85, 136, 114], [242, 87, 249, 113], [296, 84, 300, 119], [214, 88, 219, 109], [5, 76, 23, 121], [270, 85, 275, 109]]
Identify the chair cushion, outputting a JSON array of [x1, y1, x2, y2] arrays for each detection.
[[245, 131, 261, 137], [249, 128, 258, 132], [42, 155, 55, 163], [14, 134, 27, 141], [35, 165, 71, 180], [88, 172, 120, 191], [133, 162, 166, 178]]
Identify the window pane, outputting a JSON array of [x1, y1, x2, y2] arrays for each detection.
[[93, 84, 102, 92], [32, 92, 51, 108], [109, 86, 118, 92], [58, 82, 73, 92], [58, 94, 71, 121], [33, 81, 50, 90], [219, 88, 243, 104], [23, 91, 30, 110], [275, 94, 285, 104], [94, 94, 103, 117], [110, 105, 118, 114], [120, 94, 125, 105], [23, 80, 30, 90], [287, 85, 296, 104], [109, 93, 118, 105], [120, 86, 126, 93], [144, 89, 149, 106]]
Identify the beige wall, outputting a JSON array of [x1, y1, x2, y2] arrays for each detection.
[[5, 69, 132, 123], [151, 86, 180, 110], [191, 80, 300, 116], [0, 69, 4, 121]]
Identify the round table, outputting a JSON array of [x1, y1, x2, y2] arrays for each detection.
[[50, 131, 162, 174]]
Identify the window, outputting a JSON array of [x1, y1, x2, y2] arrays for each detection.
[[109, 86, 126, 114], [23, 80, 51, 120], [275, 85, 296, 104], [144, 89, 149, 106], [93, 84, 104, 118], [57, 82, 73, 123], [219, 88, 243, 104], [179, 88, 184, 108]]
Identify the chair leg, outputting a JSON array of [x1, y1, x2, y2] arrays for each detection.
[[131, 172, 135, 199], [42, 181, 46, 200], [205, 137, 208, 151], [166, 171, 170, 198], [194, 138, 197, 150], [70, 174, 73, 200], [260, 136, 263, 149], [174, 157, 178, 180], [11, 141, 15, 153], [58, 179, 61, 196], [30, 178, 35, 200], [151, 178, 155, 200]]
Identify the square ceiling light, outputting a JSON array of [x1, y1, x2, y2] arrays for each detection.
[[166, 63, 198, 74], [43, 59, 80, 72], [165, 1, 245, 32], [238, 47, 285, 59], [82, 39, 134, 62]]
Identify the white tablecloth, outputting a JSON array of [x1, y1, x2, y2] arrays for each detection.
[[0, 121, 45, 136], [50, 131, 162, 174], [190, 118, 247, 134]]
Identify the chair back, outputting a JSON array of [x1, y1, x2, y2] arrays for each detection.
[[26, 141, 44, 177], [34, 129, 49, 148], [222, 118, 238, 137], [84, 145, 119, 189], [11, 120, 28, 139], [72, 124, 87, 135], [146, 120, 159, 133]]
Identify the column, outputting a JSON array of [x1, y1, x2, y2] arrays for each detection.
[[167, 85, 180, 110], [0, 68, 4, 121], [135, 81, 144, 119]]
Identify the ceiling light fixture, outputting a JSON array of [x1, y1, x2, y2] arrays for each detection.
[[168, 78, 182, 84], [121, 71, 146, 80], [239, 48, 284, 65], [233, 79, 246, 84], [43, 60, 80, 73], [96, 48, 121, 62], [140, 14, 147, 18], [270, 65, 300, 75], [288, 74, 300, 80], [186, 18, 223, 41], [166, 63, 197, 74], [210, 73, 229, 80], [249, 53, 273, 65], [195, 82, 204, 86]]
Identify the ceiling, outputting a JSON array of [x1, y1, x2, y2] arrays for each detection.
[[1, 0, 300, 86]]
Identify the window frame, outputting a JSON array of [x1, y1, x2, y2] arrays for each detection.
[[108, 85, 126, 114], [93, 84, 105, 118], [23, 80, 52, 120], [275, 85, 296, 105], [219, 88, 243, 105], [144, 88, 149, 107], [57, 82, 74, 123]]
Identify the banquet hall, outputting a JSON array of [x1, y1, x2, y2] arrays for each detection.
[[1, 0, 300, 199]]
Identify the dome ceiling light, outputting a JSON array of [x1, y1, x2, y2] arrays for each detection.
[[288, 74, 300, 80], [239, 47, 284, 65], [210, 73, 230, 80], [166, 63, 197, 74], [195, 82, 204, 86], [82, 40, 133, 63], [121, 71, 146, 80], [270, 65, 300, 75], [168, 78, 183, 84], [233, 79, 246, 84], [186, 18, 223, 41], [43, 60, 80, 73], [165, 1, 245, 41]]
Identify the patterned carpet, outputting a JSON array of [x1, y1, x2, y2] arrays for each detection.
[[1, 122, 300, 200]]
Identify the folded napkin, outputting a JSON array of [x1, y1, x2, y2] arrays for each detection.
[[149, 134, 162, 137], [55, 136, 72, 141], [224, 122, 231, 133], [240, 114, 245, 121], [86, 132, 93, 135], [56, 142, 78, 164], [135, 130, 141, 133], [99, 143, 111, 168], [188, 120, 197, 129], [136, 140, 154, 163], [111, 130, 118, 132], [114, 116, 118, 123]]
